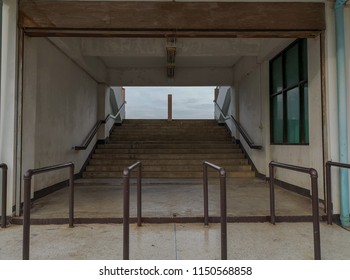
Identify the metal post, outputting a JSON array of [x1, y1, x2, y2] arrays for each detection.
[[22, 173, 32, 260], [168, 94, 172, 122], [137, 163, 142, 227], [1, 164, 7, 228], [219, 168, 227, 260], [269, 163, 276, 225], [69, 165, 74, 228], [310, 169, 321, 260], [203, 163, 209, 226], [325, 162, 333, 225], [123, 169, 130, 260]]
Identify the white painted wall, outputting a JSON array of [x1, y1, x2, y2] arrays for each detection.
[[0, 0, 18, 214], [22, 37, 99, 193]]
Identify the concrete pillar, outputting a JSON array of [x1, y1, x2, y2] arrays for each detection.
[[0, 0, 18, 215], [168, 94, 172, 121]]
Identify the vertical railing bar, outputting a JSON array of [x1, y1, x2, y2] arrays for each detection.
[[203, 163, 209, 226], [137, 162, 142, 227], [268, 161, 321, 260], [22, 173, 32, 260], [122, 161, 142, 260], [69, 165, 74, 228], [325, 162, 332, 225], [203, 161, 227, 260], [310, 169, 321, 260], [269, 163, 276, 225], [123, 169, 130, 260], [22, 163, 75, 260], [1, 164, 8, 228], [219, 168, 227, 260]]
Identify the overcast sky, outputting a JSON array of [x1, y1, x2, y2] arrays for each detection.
[[124, 87, 215, 119]]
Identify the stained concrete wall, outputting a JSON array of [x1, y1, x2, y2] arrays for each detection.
[[217, 36, 324, 202], [22, 37, 99, 193]]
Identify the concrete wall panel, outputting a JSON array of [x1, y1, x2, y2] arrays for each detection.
[[23, 38, 98, 192]]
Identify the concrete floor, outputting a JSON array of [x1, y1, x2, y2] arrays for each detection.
[[1, 177, 349, 260], [26, 178, 313, 219], [1, 223, 350, 260]]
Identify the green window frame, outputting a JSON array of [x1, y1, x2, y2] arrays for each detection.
[[270, 39, 309, 145]]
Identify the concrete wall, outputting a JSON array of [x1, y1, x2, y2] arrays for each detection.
[[22, 37, 99, 193], [217, 36, 324, 201], [0, 0, 18, 214]]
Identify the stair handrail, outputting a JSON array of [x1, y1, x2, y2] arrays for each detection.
[[22, 162, 75, 260], [0, 163, 8, 228], [269, 161, 321, 260], [123, 161, 142, 260], [73, 101, 126, 150], [203, 161, 227, 260], [214, 100, 262, 150]]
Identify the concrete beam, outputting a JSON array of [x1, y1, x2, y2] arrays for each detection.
[[108, 67, 234, 86], [48, 37, 108, 83], [20, 1, 325, 35]]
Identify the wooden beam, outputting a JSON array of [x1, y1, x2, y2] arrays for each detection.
[[20, 1, 325, 36]]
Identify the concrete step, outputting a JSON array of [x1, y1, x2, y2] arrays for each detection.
[[82, 170, 255, 179], [122, 119, 218, 127], [83, 119, 254, 179], [98, 143, 238, 149], [89, 158, 249, 166], [94, 148, 241, 154], [86, 165, 252, 172], [92, 153, 245, 160]]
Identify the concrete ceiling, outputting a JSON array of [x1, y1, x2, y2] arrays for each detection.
[[49, 37, 293, 86]]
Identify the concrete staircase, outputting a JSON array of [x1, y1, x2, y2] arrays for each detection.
[[83, 119, 255, 178]]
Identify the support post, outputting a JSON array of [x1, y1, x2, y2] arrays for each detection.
[[335, 0, 350, 227], [168, 94, 172, 121], [123, 169, 130, 260]]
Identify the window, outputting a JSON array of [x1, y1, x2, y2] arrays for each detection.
[[270, 39, 309, 144]]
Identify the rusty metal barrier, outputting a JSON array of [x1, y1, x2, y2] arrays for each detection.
[[0, 163, 8, 228], [22, 162, 75, 260], [269, 161, 321, 260], [123, 161, 142, 260], [203, 161, 227, 260], [325, 161, 350, 225]]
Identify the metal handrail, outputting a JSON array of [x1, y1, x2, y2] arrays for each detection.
[[203, 161, 227, 260], [269, 161, 321, 260], [0, 163, 8, 228], [214, 101, 262, 150], [22, 162, 75, 260], [325, 161, 350, 225], [123, 161, 142, 260], [73, 101, 126, 150]]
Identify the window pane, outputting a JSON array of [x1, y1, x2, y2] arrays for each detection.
[[272, 94, 284, 143], [287, 88, 300, 143], [303, 84, 309, 143], [285, 44, 299, 88], [271, 56, 283, 94]]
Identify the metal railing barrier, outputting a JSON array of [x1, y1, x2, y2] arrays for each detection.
[[123, 161, 142, 260], [325, 161, 350, 225], [22, 162, 75, 260], [74, 101, 126, 150], [214, 101, 262, 150], [203, 161, 227, 260], [0, 163, 8, 228], [269, 161, 321, 260]]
